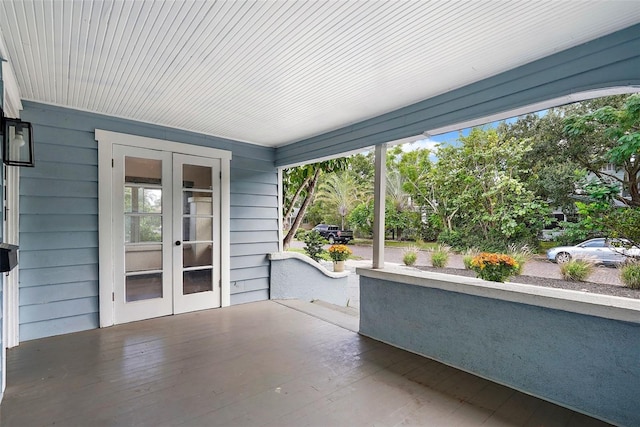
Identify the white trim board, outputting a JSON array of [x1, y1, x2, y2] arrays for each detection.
[[96, 129, 232, 327]]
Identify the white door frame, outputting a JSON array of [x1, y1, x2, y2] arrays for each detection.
[[96, 129, 231, 327]]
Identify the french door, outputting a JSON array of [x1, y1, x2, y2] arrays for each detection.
[[112, 145, 220, 324]]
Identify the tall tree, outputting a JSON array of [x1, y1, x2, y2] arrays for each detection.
[[348, 152, 375, 190], [564, 93, 640, 207], [282, 158, 348, 249], [561, 94, 640, 249], [433, 128, 548, 248], [499, 95, 630, 211]]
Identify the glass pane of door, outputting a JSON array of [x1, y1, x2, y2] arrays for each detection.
[[124, 156, 164, 302], [181, 163, 214, 295], [173, 154, 221, 314]]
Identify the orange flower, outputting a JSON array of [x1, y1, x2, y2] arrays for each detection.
[[470, 252, 519, 282], [328, 244, 352, 261]]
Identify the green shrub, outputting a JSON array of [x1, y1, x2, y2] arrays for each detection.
[[437, 229, 464, 251], [555, 222, 598, 246], [620, 261, 640, 289], [302, 230, 326, 262], [294, 228, 307, 241], [560, 259, 594, 282], [507, 243, 533, 275], [462, 248, 479, 270], [437, 228, 533, 254], [402, 245, 419, 266], [430, 245, 450, 268]]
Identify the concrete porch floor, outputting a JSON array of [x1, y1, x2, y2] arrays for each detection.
[[0, 301, 612, 426]]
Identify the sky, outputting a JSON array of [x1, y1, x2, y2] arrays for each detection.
[[398, 115, 523, 157], [399, 129, 469, 153]]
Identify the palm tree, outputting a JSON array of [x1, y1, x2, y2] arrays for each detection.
[[315, 171, 362, 230], [385, 168, 412, 240]]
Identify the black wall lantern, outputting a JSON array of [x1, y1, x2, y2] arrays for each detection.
[[1, 109, 35, 167]]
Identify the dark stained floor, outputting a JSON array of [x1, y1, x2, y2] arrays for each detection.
[[0, 301, 612, 426]]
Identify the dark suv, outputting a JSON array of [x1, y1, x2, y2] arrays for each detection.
[[311, 224, 353, 244]]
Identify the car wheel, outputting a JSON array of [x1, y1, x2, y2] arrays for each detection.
[[555, 252, 571, 264], [328, 235, 335, 244]]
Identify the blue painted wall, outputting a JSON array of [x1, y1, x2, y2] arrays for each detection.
[[18, 102, 278, 341], [276, 23, 640, 166], [359, 275, 640, 427]]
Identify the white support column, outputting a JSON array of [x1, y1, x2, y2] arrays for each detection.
[[277, 168, 284, 252], [373, 144, 386, 269]]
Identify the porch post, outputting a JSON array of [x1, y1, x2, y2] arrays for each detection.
[[373, 144, 386, 269]]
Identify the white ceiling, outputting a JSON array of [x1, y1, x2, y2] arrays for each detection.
[[1, 1, 640, 148]]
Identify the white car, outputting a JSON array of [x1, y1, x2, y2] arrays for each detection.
[[546, 238, 640, 265]]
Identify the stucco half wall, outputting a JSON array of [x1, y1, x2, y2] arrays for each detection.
[[357, 267, 640, 427], [269, 252, 349, 306]]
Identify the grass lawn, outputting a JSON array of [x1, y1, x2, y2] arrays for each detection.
[[350, 239, 438, 251]]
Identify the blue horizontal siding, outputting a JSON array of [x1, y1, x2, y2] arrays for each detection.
[[18, 102, 278, 340], [230, 254, 270, 269], [20, 297, 98, 324], [231, 194, 277, 208], [20, 281, 98, 305], [230, 266, 269, 282], [231, 182, 277, 196], [21, 161, 98, 181], [20, 265, 99, 287], [20, 231, 98, 250], [231, 231, 279, 244], [231, 277, 269, 294], [230, 206, 278, 219], [20, 214, 97, 232], [230, 219, 278, 232], [230, 168, 277, 185], [231, 156, 275, 172], [20, 313, 99, 342], [32, 125, 95, 148], [21, 196, 98, 215], [230, 289, 269, 305], [19, 248, 98, 269], [231, 242, 279, 257], [21, 178, 97, 197], [36, 143, 98, 165]]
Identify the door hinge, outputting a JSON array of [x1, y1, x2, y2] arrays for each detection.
[[112, 292, 115, 301], [220, 171, 222, 179], [112, 159, 114, 167]]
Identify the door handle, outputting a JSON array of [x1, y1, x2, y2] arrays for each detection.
[[175, 240, 181, 246]]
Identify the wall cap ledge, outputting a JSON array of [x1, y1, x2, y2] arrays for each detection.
[[269, 252, 350, 278], [357, 266, 640, 324]]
